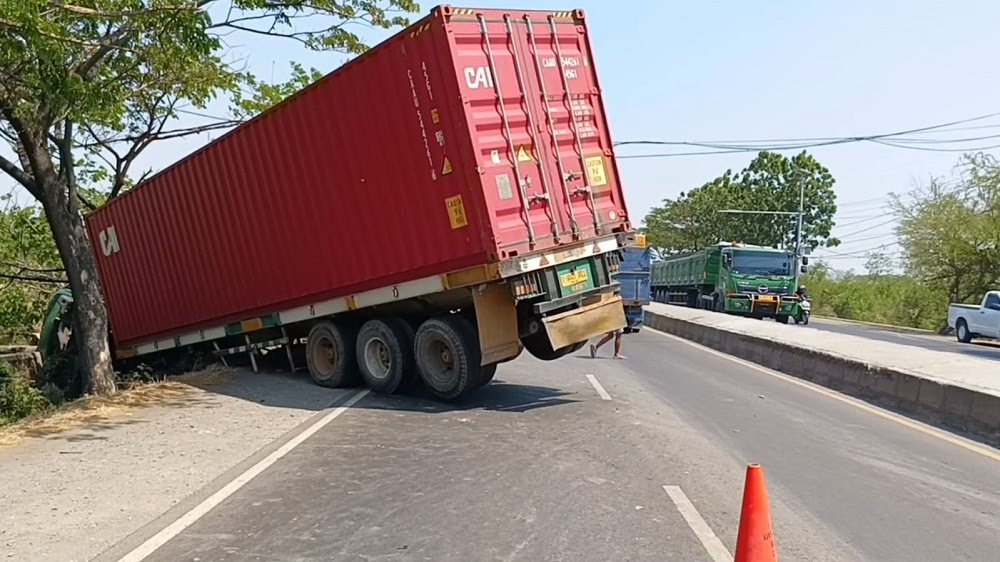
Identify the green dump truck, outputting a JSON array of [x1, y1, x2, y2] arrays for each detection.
[[650, 242, 806, 322]]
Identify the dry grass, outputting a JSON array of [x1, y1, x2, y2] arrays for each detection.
[[0, 364, 237, 449]]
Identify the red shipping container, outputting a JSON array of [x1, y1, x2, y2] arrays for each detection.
[[85, 5, 631, 349]]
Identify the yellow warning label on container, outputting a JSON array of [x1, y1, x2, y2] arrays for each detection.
[[445, 195, 468, 229], [431, 108, 440, 124], [584, 155, 608, 187], [517, 145, 534, 162], [442, 156, 453, 175]]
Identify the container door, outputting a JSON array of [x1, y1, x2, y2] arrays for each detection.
[[454, 13, 570, 257], [516, 12, 627, 241], [450, 10, 628, 258]]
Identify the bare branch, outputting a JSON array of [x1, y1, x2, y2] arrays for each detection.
[[0, 154, 37, 197], [63, 120, 79, 214], [48, 2, 200, 19], [0, 105, 52, 199], [217, 22, 313, 46], [0, 262, 64, 274], [0, 272, 67, 284]]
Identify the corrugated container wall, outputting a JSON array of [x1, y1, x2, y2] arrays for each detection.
[[85, 5, 631, 348]]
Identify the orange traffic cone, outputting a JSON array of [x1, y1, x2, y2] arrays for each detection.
[[734, 464, 778, 562]]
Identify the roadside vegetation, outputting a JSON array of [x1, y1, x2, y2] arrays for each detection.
[[0, 1, 419, 425], [801, 263, 949, 332], [0, 0, 420, 399], [644, 151, 1000, 332]]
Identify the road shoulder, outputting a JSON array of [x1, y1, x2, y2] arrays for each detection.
[[0, 370, 351, 562]]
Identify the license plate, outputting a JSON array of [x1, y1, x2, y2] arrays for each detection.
[[560, 269, 589, 287], [758, 295, 775, 302]]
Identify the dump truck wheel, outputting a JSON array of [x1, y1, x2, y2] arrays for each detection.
[[356, 318, 413, 395], [306, 321, 359, 388], [776, 315, 790, 324], [414, 315, 482, 400]]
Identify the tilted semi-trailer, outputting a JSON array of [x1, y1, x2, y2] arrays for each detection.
[[80, 5, 632, 400]]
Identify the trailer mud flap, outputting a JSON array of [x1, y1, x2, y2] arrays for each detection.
[[473, 283, 521, 366], [543, 293, 626, 350]]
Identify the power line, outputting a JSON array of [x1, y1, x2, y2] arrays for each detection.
[[833, 232, 898, 245], [614, 111, 1000, 158], [816, 242, 900, 259], [835, 214, 892, 228], [836, 217, 899, 240]]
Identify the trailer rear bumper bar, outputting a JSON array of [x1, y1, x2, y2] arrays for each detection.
[[533, 282, 620, 314], [541, 292, 626, 350]]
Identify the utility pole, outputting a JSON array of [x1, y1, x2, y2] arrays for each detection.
[[794, 169, 806, 260]]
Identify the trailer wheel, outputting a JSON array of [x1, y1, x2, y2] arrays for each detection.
[[521, 331, 585, 361], [475, 363, 498, 389], [356, 318, 415, 395], [306, 321, 359, 388], [386, 317, 419, 388], [414, 315, 483, 400]]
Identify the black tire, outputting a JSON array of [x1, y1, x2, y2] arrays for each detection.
[[414, 315, 483, 400], [386, 317, 420, 389], [306, 321, 360, 388], [355, 318, 414, 395], [776, 315, 790, 325], [475, 363, 498, 389], [521, 330, 583, 361], [956, 319, 973, 343]]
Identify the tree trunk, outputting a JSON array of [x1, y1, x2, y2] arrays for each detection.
[[39, 173, 117, 397]]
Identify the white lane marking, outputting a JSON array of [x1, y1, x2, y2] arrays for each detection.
[[585, 374, 612, 401], [650, 329, 1000, 463], [662, 485, 732, 562], [117, 389, 370, 562]]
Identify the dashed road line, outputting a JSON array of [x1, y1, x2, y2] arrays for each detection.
[[116, 389, 370, 562], [585, 374, 612, 400], [662, 485, 732, 562]]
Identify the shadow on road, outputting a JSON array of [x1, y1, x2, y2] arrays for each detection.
[[182, 348, 577, 416], [357, 378, 578, 415]]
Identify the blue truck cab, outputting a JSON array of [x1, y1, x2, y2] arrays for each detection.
[[615, 234, 659, 333]]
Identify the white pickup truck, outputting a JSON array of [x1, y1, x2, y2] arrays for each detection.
[[948, 290, 1000, 343]]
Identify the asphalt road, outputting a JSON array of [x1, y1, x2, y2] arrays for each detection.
[[805, 316, 1000, 361], [101, 331, 1000, 562]]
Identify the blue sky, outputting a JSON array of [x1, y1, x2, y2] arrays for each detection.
[[9, 0, 1000, 271]]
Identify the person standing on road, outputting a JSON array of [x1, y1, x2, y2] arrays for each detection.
[[590, 327, 625, 359]]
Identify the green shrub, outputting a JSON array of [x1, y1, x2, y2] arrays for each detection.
[[0, 362, 52, 426], [802, 265, 949, 331]]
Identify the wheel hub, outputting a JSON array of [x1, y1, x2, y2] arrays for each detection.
[[363, 337, 393, 380]]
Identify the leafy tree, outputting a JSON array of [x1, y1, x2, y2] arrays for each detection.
[[892, 153, 1000, 304], [0, 0, 419, 396], [864, 251, 896, 277], [0, 195, 63, 343], [643, 151, 839, 253]]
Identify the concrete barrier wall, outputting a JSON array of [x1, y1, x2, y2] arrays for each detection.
[[0, 351, 43, 382], [644, 309, 1000, 446]]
